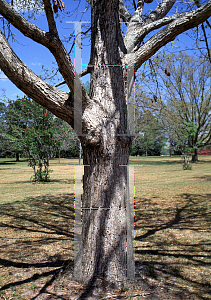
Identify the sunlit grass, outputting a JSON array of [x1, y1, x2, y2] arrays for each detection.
[[0, 155, 210, 299]]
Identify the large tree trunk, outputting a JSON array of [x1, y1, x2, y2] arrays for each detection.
[[73, 0, 131, 287], [74, 139, 131, 286], [192, 148, 198, 162]]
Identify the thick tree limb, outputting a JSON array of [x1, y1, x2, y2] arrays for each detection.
[[0, 0, 87, 101], [43, 0, 58, 36], [124, 0, 176, 51], [0, 0, 48, 44], [0, 29, 99, 142], [0, 28, 74, 127], [133, 12, 187, 50], [134, 0, 211, 71]]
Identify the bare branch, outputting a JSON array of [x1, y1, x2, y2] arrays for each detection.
[[206, 19, 211, 29], [201, 22, 211, 63], [124, 0, 175, 52], [55, 67, 91, 87], [0, 0, 48, 45], [0, 29, 74, 127], [0, 0, 87, 99], [137, 0, 144, 21], [194, 0, 211, 63], [144, 0, 176, 24], [119, 0, 132, 24], [43, 0, 58, 36], [132, 0, 137, 10], [134, 0, 211, 71]]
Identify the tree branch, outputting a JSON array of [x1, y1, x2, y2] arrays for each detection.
[[134, 0, 211, 71], [43, 0, 58, 36], [132, 0, 137, 10], [124, 0, 175, 52], [144, 0, 176, 24], [55, 67, 91, 87], [119, 0, 132, 24], [0, 28, 74, 127], [0, 0, 87, 100], [132, 12, 186, 50], [0, 0, 48, 45]]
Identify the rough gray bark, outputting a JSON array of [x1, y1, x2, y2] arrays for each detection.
[[73, 0, 131, 284], [0, 0, 211, 288]]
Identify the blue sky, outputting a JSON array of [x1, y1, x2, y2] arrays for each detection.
[[0, 0, 92, 100], [0, 0, 210, 102]]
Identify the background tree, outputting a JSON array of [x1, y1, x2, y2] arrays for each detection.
[[1, 0, 211, 288], [53, 118, 80, 160], [0, 98, 28, 160], [0, 97, 64, 180], [131, 107, 166, 156], [137, 52, 211, 162]]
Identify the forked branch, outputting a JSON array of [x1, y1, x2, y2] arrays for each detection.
[[134, 0, 211, 70]]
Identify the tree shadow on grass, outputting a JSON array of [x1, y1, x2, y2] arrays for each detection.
[[135, 193, 211, 300], [4, 178, 75, 184], [0, 159, 28, 165], [0, 194, 75, 238], [0, 193, 75, 299], [193, 175, 211, 182], [130, 159, 184, 166], [0, 192, 211, 299], [130, 157, 211, 166]]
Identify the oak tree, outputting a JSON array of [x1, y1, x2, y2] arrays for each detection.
[[1, 0, 211, 288]]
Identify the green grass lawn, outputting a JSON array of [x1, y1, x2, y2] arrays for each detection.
[[0, 156, 210, 299]]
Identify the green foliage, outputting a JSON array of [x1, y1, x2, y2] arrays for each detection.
[[1, 96, 63, 181], [131, 107, 167, 156], [1, 96, 81, 177], [16, 97, 62, 181]]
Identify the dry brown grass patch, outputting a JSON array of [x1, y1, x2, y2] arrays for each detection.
[[0, 156, 211, 299]]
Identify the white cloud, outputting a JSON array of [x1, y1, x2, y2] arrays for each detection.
[[31, 62, 42, 66]]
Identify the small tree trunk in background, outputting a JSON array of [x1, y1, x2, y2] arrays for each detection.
[[59, 149, 60, 163], [192, 148, 198, 162], [184, 153, 187, 168], [16, 151, 19, 162]]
